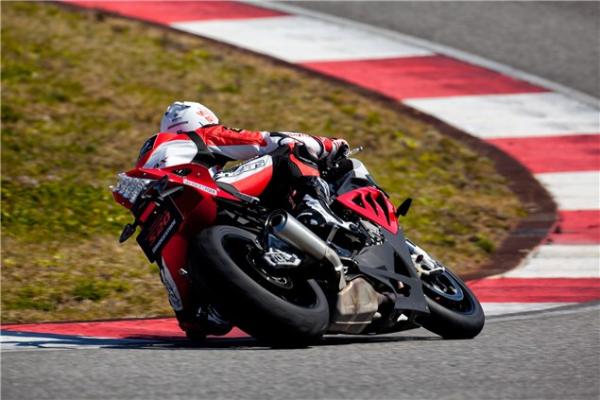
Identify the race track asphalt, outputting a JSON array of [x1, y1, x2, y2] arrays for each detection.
[[289, 1, 600, 100], [3, 304, 599, 400]]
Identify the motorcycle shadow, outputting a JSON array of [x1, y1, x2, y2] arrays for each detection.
[[114, 332, 440, 351], [1, 330, 439, 352]]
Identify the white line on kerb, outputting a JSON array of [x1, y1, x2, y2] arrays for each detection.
[[247, 0, 599, 108], [487, 302, 600, 323]]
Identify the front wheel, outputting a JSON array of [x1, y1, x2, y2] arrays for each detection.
[[417, 267, 485, 339], [189, 225, 330, 345]]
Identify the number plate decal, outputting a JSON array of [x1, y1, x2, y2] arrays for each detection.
[[136, 198, 182, 262]]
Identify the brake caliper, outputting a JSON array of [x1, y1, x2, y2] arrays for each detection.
[[407, 240, 445, 277], [263, 248, 302, 269]]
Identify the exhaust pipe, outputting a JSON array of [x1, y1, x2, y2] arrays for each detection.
[[267, 210, 346, 290]]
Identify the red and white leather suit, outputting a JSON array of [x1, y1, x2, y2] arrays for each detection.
[[137, 124, 346, 171]]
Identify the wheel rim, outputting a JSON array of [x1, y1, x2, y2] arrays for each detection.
[[221, 234, 319, 308], [422, 270, 475, 314]]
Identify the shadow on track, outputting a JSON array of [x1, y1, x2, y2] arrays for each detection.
[[1, 330, 439, 351], [142, 333, 440, 351]]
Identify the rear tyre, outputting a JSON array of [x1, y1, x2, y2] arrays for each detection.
[[417, 267, 485, 339], [185, 329, 207, 342], [189, 225, 330, 345]]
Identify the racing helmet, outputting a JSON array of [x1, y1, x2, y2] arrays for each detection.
[[160, 101, 219, 133]]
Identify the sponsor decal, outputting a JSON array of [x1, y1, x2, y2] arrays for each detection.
[[136, 198, 182, 262], [217, 156, 271, 180], [146, 212, 172, 246], [228, 159, 266, 176], [151, 217, 178, 254], [183, 179, 218, 195], [196, 107, 217, 123]]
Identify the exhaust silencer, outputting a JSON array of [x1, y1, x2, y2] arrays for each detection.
[[267, 210, 346, 290]]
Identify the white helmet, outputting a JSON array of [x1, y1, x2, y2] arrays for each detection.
[[160, 101, 219, 133]]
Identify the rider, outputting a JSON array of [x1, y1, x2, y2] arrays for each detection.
[[137, 101, 353, 338]]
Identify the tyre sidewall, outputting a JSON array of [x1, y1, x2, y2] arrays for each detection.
[[190, 225, 330, 343], [419, 270, 485, 339]]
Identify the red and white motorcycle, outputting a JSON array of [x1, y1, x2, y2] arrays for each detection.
[[113, 147, 484, 344]]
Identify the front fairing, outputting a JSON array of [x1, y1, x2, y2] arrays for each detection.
[[354, 228, 428, 313], [330, 159, 428, 317]]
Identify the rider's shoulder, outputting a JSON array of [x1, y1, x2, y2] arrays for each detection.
[[196, 124, 223, 131], [154, 131, 191, 142], [197, 124, 242, 134]]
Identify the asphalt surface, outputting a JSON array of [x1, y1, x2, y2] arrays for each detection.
[[3, 304, 599, 399], [288, 1, 600, 100]]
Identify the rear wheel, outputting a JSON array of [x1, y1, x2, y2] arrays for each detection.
[[417, 267, 485, 339], [189, 225, 330, 345]]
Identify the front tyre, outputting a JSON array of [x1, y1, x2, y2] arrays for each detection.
[[189, 226, 330, 345], [417, 267, 485, 339]]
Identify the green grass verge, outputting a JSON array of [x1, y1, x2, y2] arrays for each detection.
[[1, 2, 523, 323]]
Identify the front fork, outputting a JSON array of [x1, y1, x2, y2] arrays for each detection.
[[405, 239, 445, 277]]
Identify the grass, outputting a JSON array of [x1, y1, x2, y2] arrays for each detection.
[[1, 2, 523, 323]]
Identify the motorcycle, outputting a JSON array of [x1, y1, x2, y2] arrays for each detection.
[[112, 147, 485, 344]]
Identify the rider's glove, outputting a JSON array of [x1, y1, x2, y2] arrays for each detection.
[[329, 138, 349, 161], [320, 138, 349, 174]]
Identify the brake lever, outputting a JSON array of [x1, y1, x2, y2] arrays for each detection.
[[346, 146, 363, 157], [332, 145, 362, 167]]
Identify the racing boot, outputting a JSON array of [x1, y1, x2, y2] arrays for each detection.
[[179, 304, 232, 341], [294, 177, 357, 237]]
